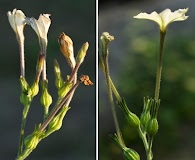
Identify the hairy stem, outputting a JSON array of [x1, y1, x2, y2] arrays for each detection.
[[103, 49, 124, 147], [154, 31, 166, 101]]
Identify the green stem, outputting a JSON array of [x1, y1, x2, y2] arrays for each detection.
[[17, 148, 34, 160], [17, 104, 30, 157], [99, 58, 121, 101], [103, 48, 124, 147], [138, 126, 153, 160], [148, 137, 154, 160], [154, 31, 166, 101]]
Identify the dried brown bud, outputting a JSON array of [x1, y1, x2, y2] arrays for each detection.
[[58, 32, 76, 68]]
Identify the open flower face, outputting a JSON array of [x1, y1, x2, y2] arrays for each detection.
[[134, 8, 189, 32], [7, 9, 26, 42], [26, 14, 51, 54]]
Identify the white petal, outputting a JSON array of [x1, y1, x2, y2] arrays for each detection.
[[14, 10, 26, 26], [38, 14, 51, 37], [8, 9, 26, 32], [134, 11, 162, 27], [160, 8, 189, 28], [28, 17, 41, 38]]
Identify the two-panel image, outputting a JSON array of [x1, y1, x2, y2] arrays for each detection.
[[0, 0, 194, 159]]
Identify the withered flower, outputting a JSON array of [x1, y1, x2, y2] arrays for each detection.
[[58, 32, 76, 69]]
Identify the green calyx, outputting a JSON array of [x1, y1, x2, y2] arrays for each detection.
[[117, 98, 140, 128]]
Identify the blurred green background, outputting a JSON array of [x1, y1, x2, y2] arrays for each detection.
[[0, 0, 95, 159], [99, 0, 195, 160]]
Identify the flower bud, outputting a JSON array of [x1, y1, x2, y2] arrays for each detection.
[[41, 88, 52, 109], [146, 118, 159, 137], [58, 32, 76, 69], [47, 106, 70, 134], [140, 112, 151, 130], [30, 82, 39, 97], [20, 91, 32, 106], [58, 82, 72, 98], [19, 77, 32, 105], [76, 42, 89, 64], [40, 80, 52, 111], [117, 98, 140, 128], [54, 59, 64, 89], [126, 111, 140, 128], [24, 133, 40, 150], [123, 147, 140, 160], [20, 76, 29, 91]]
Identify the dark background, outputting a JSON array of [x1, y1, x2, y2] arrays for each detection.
[[0, 0, 95, 159], [99, 0, 195, 160]]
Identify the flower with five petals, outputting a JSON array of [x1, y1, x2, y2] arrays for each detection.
[[134, 8, 189, 32]]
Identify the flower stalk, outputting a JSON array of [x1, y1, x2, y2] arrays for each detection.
[[100, 32, 124, 147], [154, 31, 166, 101]]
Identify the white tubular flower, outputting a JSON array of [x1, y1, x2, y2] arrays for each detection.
[[7, 9, 26, 42], [8, 9, 26, 77], [26, 14, 51, 54], [134, 8, 189, 32]]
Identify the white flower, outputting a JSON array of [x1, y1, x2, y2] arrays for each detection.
[[26, 14, 51, 54], [7, 8, 26, 42], [8, 9, 26, 77], [134, 8, 189, 32]]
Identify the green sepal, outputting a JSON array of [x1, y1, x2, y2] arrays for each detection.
[[30, 82, 39, 97], [146, 118, 159, 137], [20, 76, 29, 91], [54, 59, 64, 89], [123, 147, 140, 160], [117, 98, 140, 128], [47, 106, 70, 135], [140, 112, 151, 131], [40, 80, 52, 110], [58, 81, 72, 98], [20, 92, 32, 106], [19, 77, 32, 106], [24, 124, 45, 150], [109, 134, 140, 160], [76, 42, 89, 64]]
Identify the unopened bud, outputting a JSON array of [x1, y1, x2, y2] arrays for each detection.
[[30, 82, 39, 97], [140, 112, 151, 130], [41, 80, 52, 110], [58, 32, 76, 68], [48, 106, 70, 133], [41, 88, 52, 109], [24, 134, 39, 150], [20, 91, 32, 106], [126, 111, 140, 128], [20, 76, 29, 91], [123, 147, 140, 160], [54, 59, 64, 89], [117, 98, 140, 128], [146, 118, 159, 137], [76, 42, 89, 64], [58, 82, 72, 98], [19, 77, 32, 105]]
